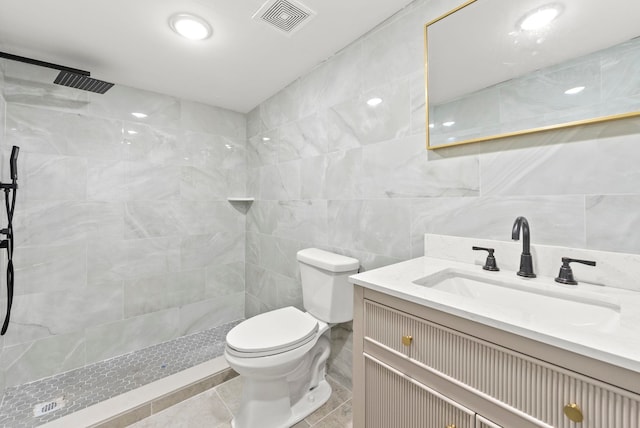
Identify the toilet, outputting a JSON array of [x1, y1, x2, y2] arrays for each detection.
[[224, 248, 359, 428]]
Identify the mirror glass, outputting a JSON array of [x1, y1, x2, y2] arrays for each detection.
[[425, 0, 640, 149]]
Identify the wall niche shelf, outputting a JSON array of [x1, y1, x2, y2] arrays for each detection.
[[227, 197, 254, 202]]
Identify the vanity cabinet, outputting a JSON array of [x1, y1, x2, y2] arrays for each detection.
[[352, 286, 640, 428]]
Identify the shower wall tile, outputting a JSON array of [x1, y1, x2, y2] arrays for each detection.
[[205, 261, 245, 298], [1, 331, 85, 388], [179, 293, 244, 335], [259, 161, 301, 200], [258, 235, 303, 279], [278, 113, 329, 162], [85, 309, 180, 364], [124, 270, 205, 318], [247, 129, 279, 168], [13, 242, 86, 295], [88, 236, 180, 284], [273, 200, 328, 244], [87, 85, 181, 128], [247, 106, 262, 139], [260, 80, 301, 131], [1, 75, 247, 390], [300, 155, 327, 200], [5, 286, 123, 347]]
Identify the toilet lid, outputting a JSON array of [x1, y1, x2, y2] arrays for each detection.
[[226, 307, 319, 356]]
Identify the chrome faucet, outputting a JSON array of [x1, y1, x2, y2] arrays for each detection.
[[511, 216, 536, 278]]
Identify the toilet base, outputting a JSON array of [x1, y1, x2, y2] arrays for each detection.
[[231, 379, 331, 428]]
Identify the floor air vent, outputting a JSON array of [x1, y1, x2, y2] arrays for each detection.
[[252, 0, 316, 35], [33, 397, 66, 417]]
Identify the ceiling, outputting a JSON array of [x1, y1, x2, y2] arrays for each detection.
[[0, 0, 414, 113]]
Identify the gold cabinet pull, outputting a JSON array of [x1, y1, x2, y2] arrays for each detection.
[[402, 335, 413, 346], [563, 403, 584, 423]]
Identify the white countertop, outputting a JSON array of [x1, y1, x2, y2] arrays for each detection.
[[350, 256, 640, 374]]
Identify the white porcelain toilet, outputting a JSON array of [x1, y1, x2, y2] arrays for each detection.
[[224, 248, 359, 428]]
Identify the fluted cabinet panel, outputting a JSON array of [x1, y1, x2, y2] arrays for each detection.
[[364, 355, 475, 428], [364, 300, 640, 428]]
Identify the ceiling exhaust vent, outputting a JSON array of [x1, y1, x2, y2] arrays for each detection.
[[252, 0, 316, 35]]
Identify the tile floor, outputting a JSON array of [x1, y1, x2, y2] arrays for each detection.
[[129, 375, 353, 428]]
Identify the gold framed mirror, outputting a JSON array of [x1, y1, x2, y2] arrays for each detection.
[[425, 0, 640, 149]]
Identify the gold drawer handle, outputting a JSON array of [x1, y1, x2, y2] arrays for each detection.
[[564, 403, 584, 423], [402, 335, 413, 346]]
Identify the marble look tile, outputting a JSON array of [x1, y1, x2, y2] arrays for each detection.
[[360, 0, 425, 92], [246, 200, 280, 235], [5, 286, 123, 347], [87, 84, 180, 129], [180, 100, 245, 139], [258, 235, 302, 279], [14, 200, 123, 246], [13, 242, 86, 295], [127, 161, 181, 201], [130, 388, 232, 428], [327, 79, 410, 151], [6, 103, 123, 158], [0, 332, 85, 388], [245, 264, 281, 311], [205, 262, 245, 298], [180, 232, 244, 271], [125, 201, 180, 239], [301, 155, 327, 200], [182, 131, 245, 170], [278, 113, 329, 162], [122, 123, 181, 164], [86, 159, 129, 201], [586, 195, 640, 254], [21, 153, 87, 200], [260, 80, 301, 130], [327, 325, 354, 390], [247, 129, 279, 168], [85, 309, 180, 364], [245, 231, 261, 266], [480, 136, 640, 196], [325, 149, 362, 200], [410, 196, 586, 258], [328, 199, 411, 260], [601, 39, 640, 100], [215, 375, 243, 416], [246, 106, 262, 139], [259, 161, 301, 200], [179, 293, 244, 335], [244, 293, 268, 318], [88, 237, 179, 283], [246, 167, 260, 199], [273, 200, 328, 244], [176, 201, 243, 236], [180, 165, 243, 201], [361, 135, 479, 198], [312, 400, 352, 428], [124, 270, 206, 318], [297, 43, 364, 116], [409, 71, 426, 135], [304, 377, 352, 425]]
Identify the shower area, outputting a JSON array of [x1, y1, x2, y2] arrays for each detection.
[[0, 58, 248, 425]]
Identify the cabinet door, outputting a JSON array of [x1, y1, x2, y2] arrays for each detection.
[[364, 354, 474, 428], [476, 414, 502, 428]]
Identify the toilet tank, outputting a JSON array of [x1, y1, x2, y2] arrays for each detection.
[[296, 248, 359, 323]]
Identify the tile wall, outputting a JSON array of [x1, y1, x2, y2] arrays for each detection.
[[0, 61, 247, 391], [244, 0, 640, 387]]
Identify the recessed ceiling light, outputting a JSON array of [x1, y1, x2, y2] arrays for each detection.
[[367, 97, 383, 107], [131, 112, 148, 119], [169, 13, 212, 40], [518, 5, 561, 31], [442, 121, 455, 127], [564, 86, 585, 95]]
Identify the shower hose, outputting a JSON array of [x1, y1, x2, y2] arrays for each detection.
[[1, 174, 16, 335]]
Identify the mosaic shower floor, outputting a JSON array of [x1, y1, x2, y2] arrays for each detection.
[[0, 320, 241, 428]]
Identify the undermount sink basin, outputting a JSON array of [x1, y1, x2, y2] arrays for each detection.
[[412, 268, 621, 332]]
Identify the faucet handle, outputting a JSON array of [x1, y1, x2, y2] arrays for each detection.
[[555, 257, 596, 285], [472, 246, 500, 271]]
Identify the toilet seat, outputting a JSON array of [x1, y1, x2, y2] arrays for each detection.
[[226, 307, 319, 358]]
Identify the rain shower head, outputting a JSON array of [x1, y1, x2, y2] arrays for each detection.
[[54, 70, 114, 94], [0, 51, 114, 94]]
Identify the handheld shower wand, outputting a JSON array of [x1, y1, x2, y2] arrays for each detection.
[[1, 146, 19, 335]]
